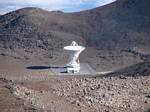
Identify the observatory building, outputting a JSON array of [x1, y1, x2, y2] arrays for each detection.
[[64, 41, 85, 73]]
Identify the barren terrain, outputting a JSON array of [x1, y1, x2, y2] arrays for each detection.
[[0, 0, 150, 112], [0, 56, 150, 112], [0, 0, 150, 71]]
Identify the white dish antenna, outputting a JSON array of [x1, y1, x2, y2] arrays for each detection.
[[64, 41, 85, 73]]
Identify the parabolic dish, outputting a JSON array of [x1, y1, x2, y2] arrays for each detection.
[[64, 46, 85, 51]]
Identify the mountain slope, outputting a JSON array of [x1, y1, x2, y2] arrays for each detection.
[[0, 0, 150, 71]]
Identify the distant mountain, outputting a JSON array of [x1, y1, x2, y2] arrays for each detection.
[[0, 0, 150, 71]]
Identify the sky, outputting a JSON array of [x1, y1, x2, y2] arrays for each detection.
[[0, 0, 116, 14]]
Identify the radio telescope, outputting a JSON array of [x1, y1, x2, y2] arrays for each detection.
[[64, 41, 85, 73]]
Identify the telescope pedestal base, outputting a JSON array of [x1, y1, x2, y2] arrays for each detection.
[[66, 66, 80, 73], [51, 63, 95, 75]]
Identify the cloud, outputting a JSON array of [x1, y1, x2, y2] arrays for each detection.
[[0, 0, 117, 14], [95, 0, 116, 6]]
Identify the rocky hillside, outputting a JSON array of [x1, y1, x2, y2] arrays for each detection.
[[105, 62, 150, 78], [0, 0, 150, 71], [0, 78, 43, 112]]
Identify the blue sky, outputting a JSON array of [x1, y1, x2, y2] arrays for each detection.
[[0, 0, 116, 14]]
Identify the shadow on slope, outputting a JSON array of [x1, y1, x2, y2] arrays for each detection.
[[97, 62, 150, 78], [26, 66, 50, 70], [26, 65, 66, 70], [145, 108, 150, 112]]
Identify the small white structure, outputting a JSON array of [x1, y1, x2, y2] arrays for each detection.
[[64, 41, 85, 73]]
